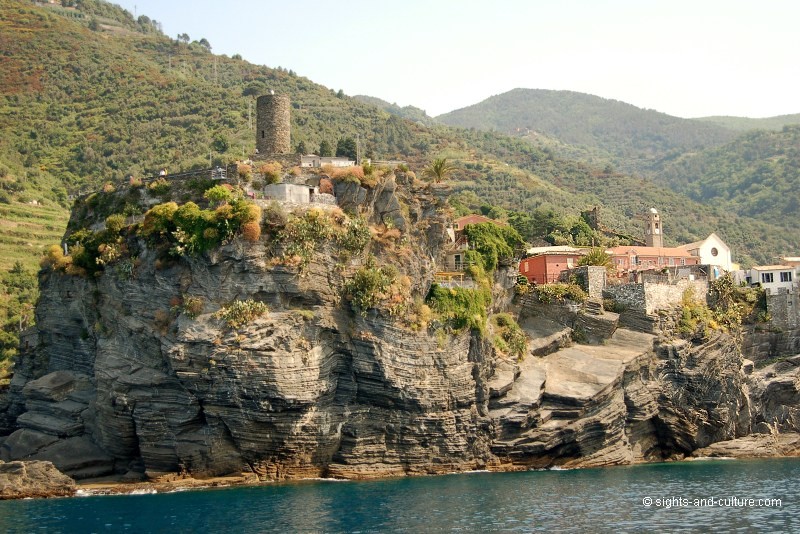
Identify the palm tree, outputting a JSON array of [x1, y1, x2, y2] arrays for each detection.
[[578, 247, 613, 271], [423, 157, 457, 183]]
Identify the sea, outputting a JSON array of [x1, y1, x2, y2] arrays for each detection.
[[1, 458, 798, 533]]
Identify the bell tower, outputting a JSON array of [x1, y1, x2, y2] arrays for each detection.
[[645, 208, 663, 248]]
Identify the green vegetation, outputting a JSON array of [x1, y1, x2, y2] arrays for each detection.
[[0, 262, 38, 372], [214, 299, 269, 329], [342, 259, 397, 315], [655, 126, 800, 232], [677, 277, 765, 340], [2, 0, 800, 368], [422, 157, 457, 183], [462, 223, 523, 270], [427, 283, 492, 334], [535, 283, 587, 304], [140, 195, 261, 256], [490, 313, 527, 359], [273, 208, 370, 269], [436, 88, 735, 169], [578, 248, 613, 270]]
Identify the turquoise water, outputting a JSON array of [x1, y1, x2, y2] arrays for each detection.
[[0, 458, 797, 532]]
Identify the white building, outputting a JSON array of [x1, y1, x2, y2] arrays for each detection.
[[263, 183, 317, 203], [678, 233, 733, 272], [749, 265, 796, 295], [300, 155, 355, 168]]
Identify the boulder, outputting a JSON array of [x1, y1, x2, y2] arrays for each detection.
[[0, 460, 75, 500]]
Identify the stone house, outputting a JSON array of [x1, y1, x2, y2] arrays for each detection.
[[519, 246, 585, 284]]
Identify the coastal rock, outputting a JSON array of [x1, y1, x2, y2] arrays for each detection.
[[3, 171, 800, 486], [692, 433, 800, 458], [0, 460, 75, 500]]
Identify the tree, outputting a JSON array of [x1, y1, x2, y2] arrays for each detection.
[[88, 17, 99, 31], [198, 38, 212, 52], [423, 157, 457, 183], [295, 141, 307, 155], [177, 33, 190, 44], [319, 140, 333, 157], [212, 133, 229, 153], [336, 137, 357, 160], [578, 248, 613, 270]]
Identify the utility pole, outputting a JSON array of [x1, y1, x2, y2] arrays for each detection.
[[248, 98, 253, 130], [213, 57, 218, 85]]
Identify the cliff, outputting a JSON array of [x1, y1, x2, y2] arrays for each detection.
[[1, 172, 800, 484]]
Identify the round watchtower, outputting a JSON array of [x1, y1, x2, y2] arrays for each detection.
[[256, 94, 291, 155]]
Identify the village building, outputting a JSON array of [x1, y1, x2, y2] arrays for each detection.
[[519, 246, 586, 285], [607, 245, 699, 272], [300, 155, 355, 168], [748, 265, 796, 295], [678, 232, 733, 272]]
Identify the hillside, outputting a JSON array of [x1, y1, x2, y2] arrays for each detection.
[[435, 88, 736, 167], [695, 114, 800, 132], [353, 95, 434, 125], [654, 125, 800, 229], [1, 0, 799, 367]]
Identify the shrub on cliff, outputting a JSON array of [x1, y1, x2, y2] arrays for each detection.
[[490, 313, 527, 359], [427, 284, 492, 334], [343, 258, 396, 315], [140, 198, 262, 256], [214, 299, 269, 328]]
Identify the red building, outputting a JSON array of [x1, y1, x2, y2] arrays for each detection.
[[519, 246, 585, 284], [607, 246, 698, 272]]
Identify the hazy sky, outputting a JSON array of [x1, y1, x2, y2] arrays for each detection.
[[113, 0, 799, 118]]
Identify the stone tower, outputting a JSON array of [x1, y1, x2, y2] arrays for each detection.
[[645, 207, 663, 248], [256, 93, 291, 155]]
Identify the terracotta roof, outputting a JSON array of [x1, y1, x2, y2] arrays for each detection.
[[607, 246, 693, 257]]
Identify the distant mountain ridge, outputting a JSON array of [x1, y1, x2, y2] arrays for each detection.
[[694, 114, 800, 132], [353, 95, 434, 125], [435, 88, 737, 163]]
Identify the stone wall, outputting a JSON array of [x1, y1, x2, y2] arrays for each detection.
[[561, 266, 606, 300], [766, 290, 800, 330], [643, 279, 708, 315], [256, 94, 291, 156], [604, 283, 645, 312]]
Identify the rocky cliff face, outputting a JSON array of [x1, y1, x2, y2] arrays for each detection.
[[1, 173, 799, 482]]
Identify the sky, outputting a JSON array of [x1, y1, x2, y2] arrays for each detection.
[[113, 0, 799, 119]]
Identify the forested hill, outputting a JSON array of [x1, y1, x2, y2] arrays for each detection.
[[695, 114, 800, 132], [435, 88, 736, 164], [654, 125, 800, 229], [2, 0, 800, 366], [353, 95, 434, 125]]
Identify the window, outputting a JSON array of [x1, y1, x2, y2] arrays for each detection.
[[780, 271, 793, 282], [762, 272, 774, 284], [524, 263, 529, 273], [680, 258, 686, 266], [711, 247, 719, 257]]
